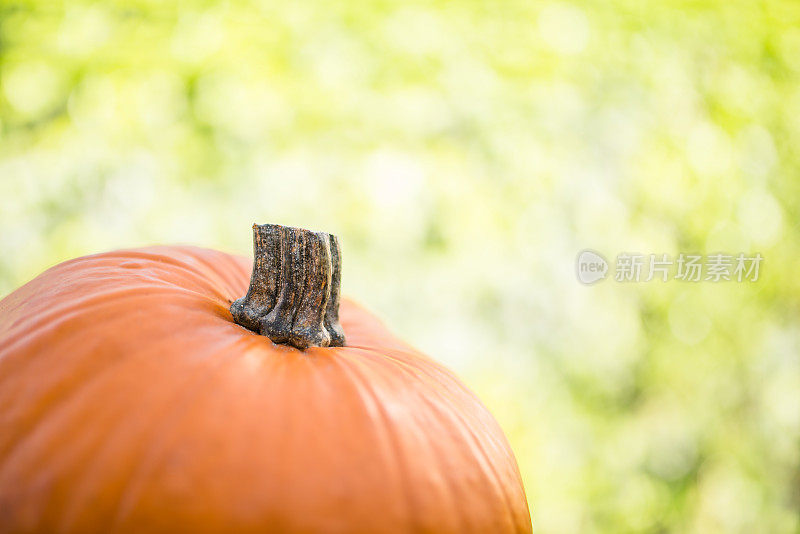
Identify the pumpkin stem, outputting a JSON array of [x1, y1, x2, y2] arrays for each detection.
[[231, 224, 345, 349]]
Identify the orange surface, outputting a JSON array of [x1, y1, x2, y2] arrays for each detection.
[[0, 246, 531, 533]]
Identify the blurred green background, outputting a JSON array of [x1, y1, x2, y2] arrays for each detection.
[[2, 1, 799, 532]]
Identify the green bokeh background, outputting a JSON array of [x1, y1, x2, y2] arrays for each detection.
[[2, 1, 799, 532]]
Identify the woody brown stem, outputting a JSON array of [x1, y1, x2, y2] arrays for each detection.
[[231, 224, 345, 349]]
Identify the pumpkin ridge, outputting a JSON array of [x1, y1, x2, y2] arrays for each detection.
[[417, 376, 524, 532], [145, 246, 251, 300], [0, 318, 237, 475], [339, 349, 465, 531], [0, 288, 223, 360], [106, 336, 252, 530], [323, 350, 419, 532], [90, 247, 243, 302], [342, 345, 479, 405], [341, 346, 525, 531]]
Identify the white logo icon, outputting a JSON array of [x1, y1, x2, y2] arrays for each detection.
[[576, 249, 609, 285]]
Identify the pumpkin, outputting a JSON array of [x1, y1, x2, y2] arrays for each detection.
[[0, 224, 532, 533]]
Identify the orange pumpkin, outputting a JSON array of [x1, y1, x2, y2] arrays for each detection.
[[0, 224, 532, 533]]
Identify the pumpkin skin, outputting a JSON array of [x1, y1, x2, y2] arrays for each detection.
[[0, 246, 532, 533]]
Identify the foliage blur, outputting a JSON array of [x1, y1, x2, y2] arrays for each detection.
[[2, 1, 799, 532]]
